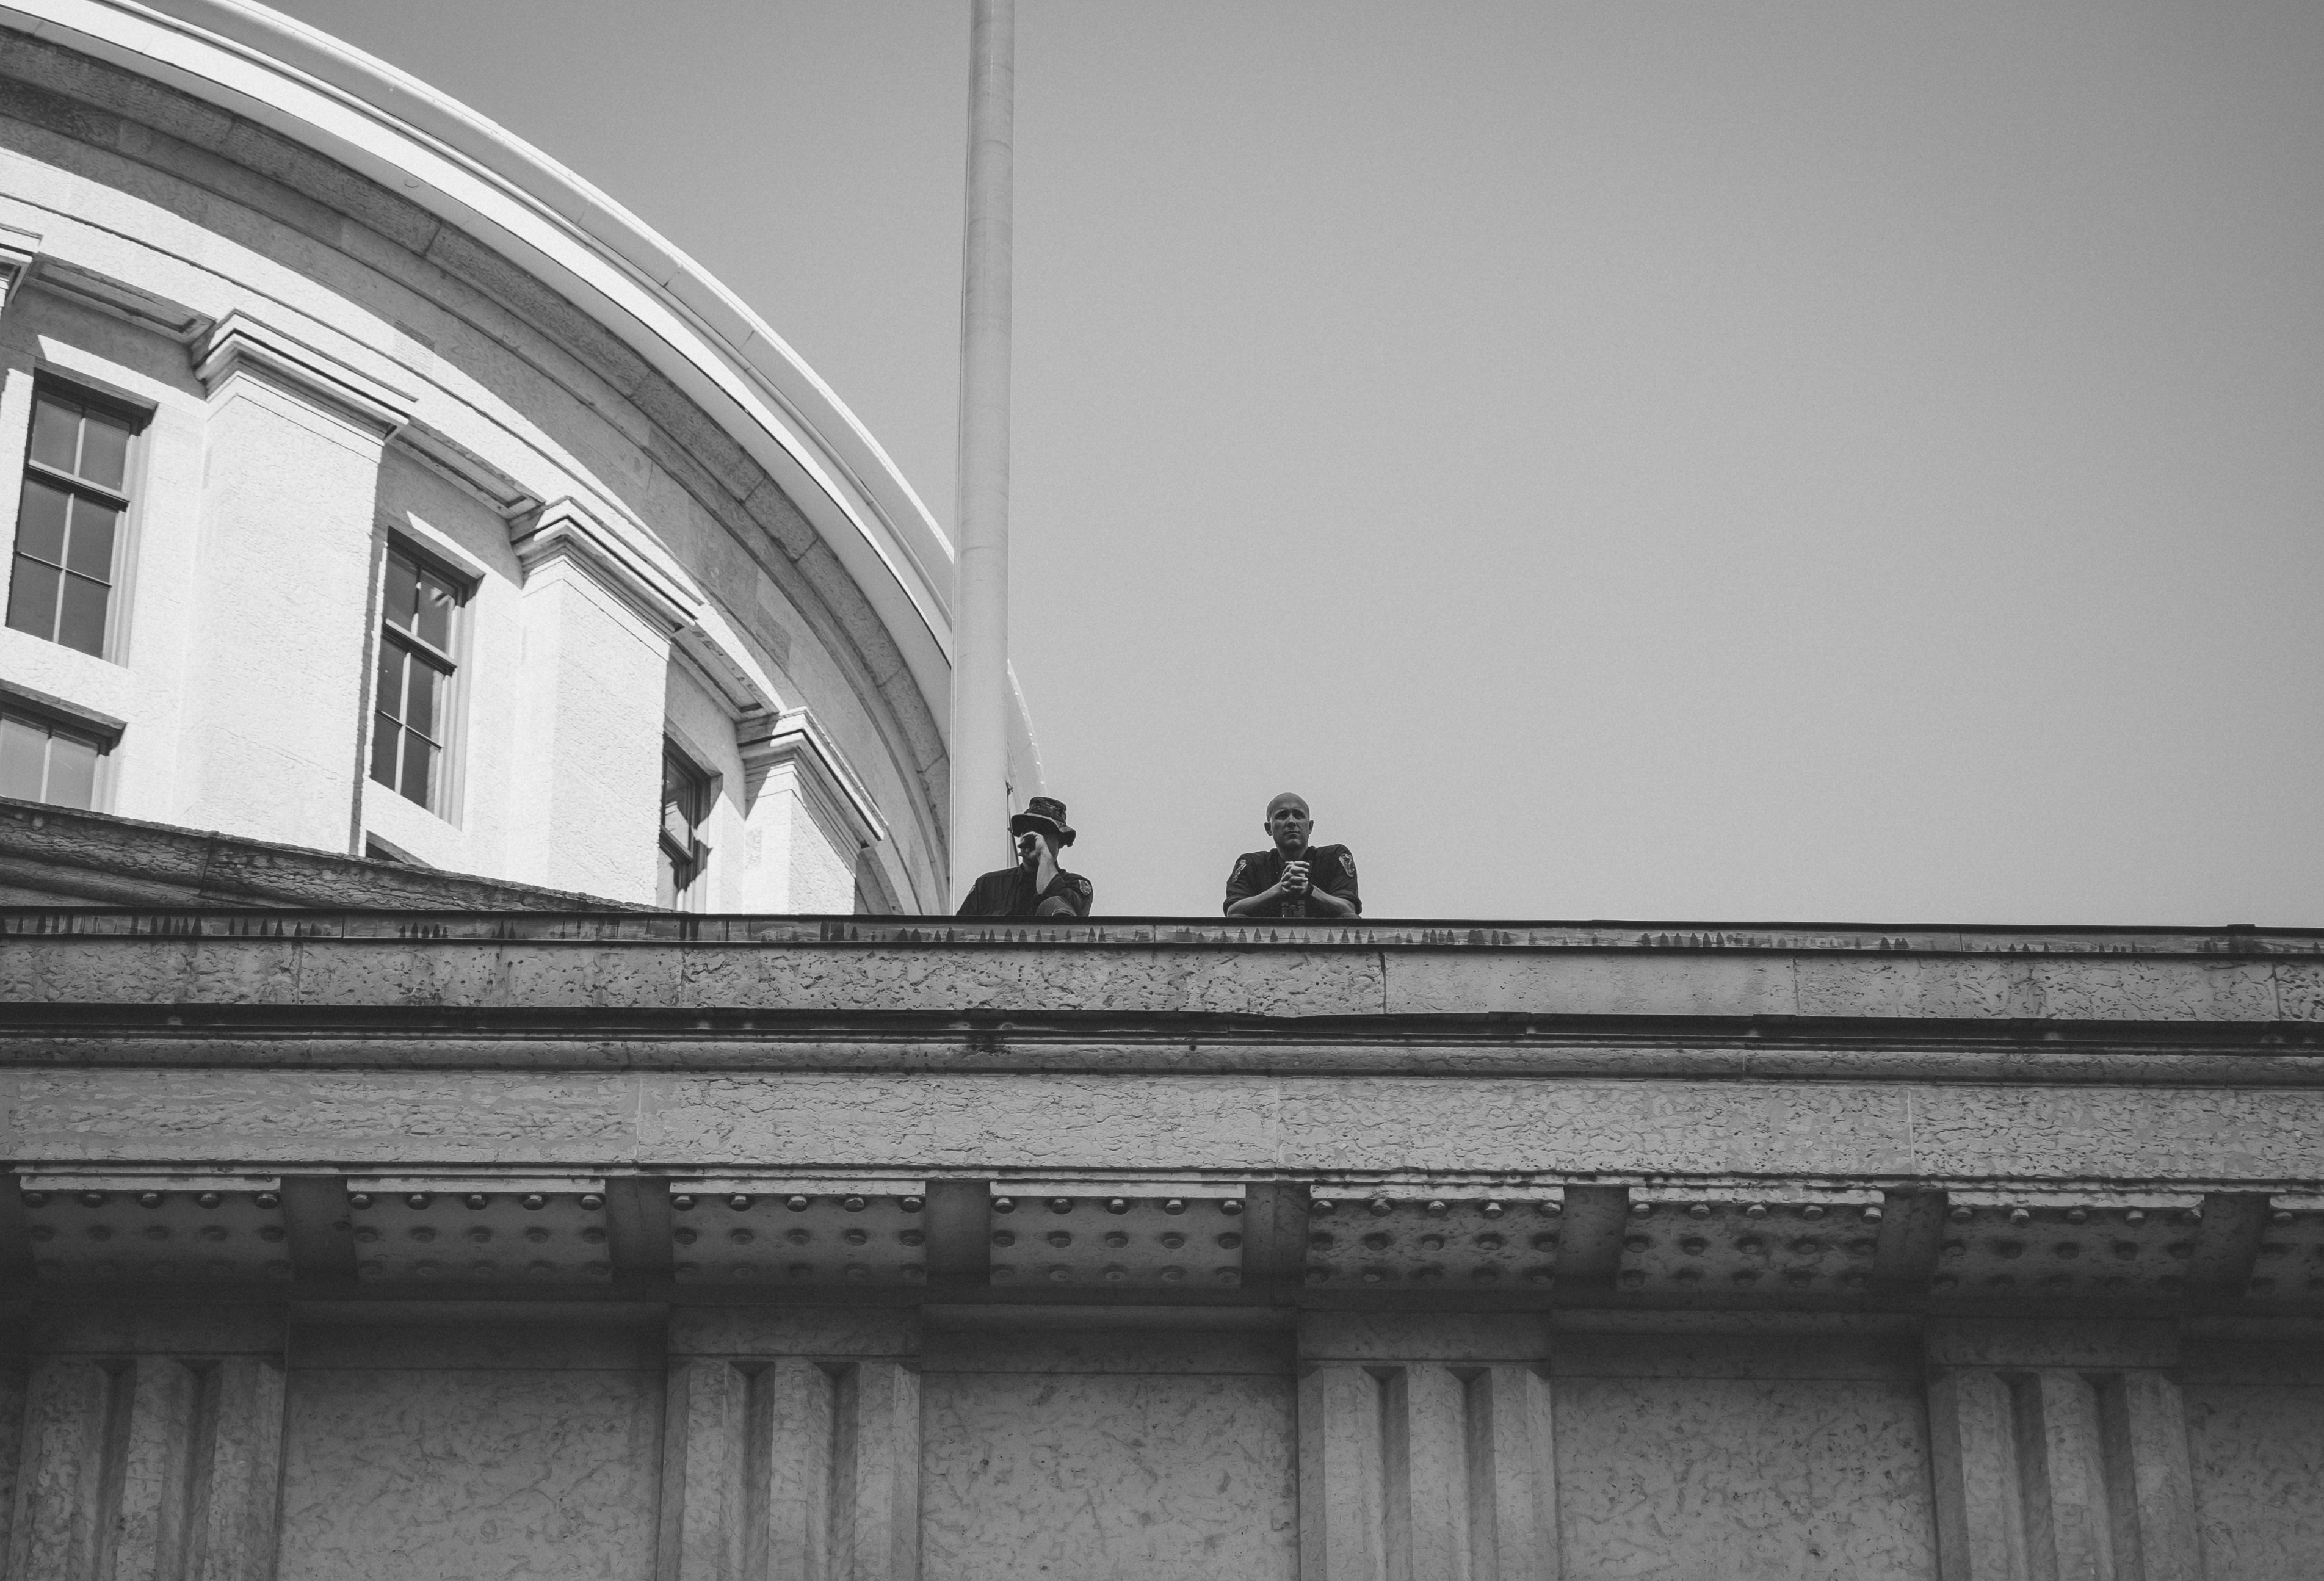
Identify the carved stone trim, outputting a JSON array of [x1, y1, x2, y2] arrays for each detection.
[[0, 222, 40, 311], [392, 422, 541, 518], [738, 706, 889, 851], [509, 495, 699, 637], [192, 309, 414, 433], [26, 256, 210, 342]]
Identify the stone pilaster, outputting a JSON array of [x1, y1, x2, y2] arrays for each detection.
[[183, 312, 413, 853], [1924, 1321, 2199, 1581], [1297, 1315, 1558, 1581], [658, 1309, 921, 1581], [5, 1307, 287, 1581]]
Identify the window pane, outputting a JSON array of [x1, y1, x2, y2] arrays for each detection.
[[56, 574, 107, 656], [6, 555, 59, 640], [383, 549, 419, 634], [663, 751, 705, 833], [0, 717, 43, 800], [416, 570, 455, 651], [374, 642, 405, 719], [369, 713, 400, 789], [404, 659, 438, 740], [398, 733, 433, 805], [27, 397, 77, 474], [656, 845, 678, 910], [44, 731, 96, 809], [64, 496, 117, 581], [16, 479, 68, 565], [76, 411, 129, 492]]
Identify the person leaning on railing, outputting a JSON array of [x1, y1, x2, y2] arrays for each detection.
[[1223, 792, 1359, 919]]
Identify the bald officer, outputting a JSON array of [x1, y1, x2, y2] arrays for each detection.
[[1223, 792, 1361, 919]]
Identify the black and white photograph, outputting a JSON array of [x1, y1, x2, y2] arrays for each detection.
[[0, 2, 2319, 1576]]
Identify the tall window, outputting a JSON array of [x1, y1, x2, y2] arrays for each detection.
[[5, 386, 137, 657], [0, 707, 104, 809], [369, 541, 465, 812], [658, 743, 710, 910]]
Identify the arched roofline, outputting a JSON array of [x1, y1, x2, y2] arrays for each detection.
[[0, 0, 1040, 787]]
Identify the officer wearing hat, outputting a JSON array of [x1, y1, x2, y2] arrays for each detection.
[[1223, 792, 1360, 919], [957, 795, 1095, 917]]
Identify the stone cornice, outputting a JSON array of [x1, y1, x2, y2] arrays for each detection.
[[191, 308, 416, 433], [509, 495, 701, 638], [391, 422, 541, 518], [738, 707, 889, 852], [1, 908, 2320, 1315], [0, 220, 38, 310]]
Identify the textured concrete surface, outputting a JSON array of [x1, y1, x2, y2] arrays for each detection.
[[1557, 1375, 1937, 1580], [922, 1334, 1298, 1581], [275, 1362, 661, 1581], [1, 1066, 2317, 1193]]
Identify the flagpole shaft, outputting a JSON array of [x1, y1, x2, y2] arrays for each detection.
[[949, 0, 1015, 906]]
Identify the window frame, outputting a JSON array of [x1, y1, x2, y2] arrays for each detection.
[[365, 533, 473, 822], [657, 738, 714, 912], [0, 684, 121, 811], [4, 373, 150, 665]]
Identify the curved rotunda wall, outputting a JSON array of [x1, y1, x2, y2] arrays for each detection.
[[0, 0, 1003, 913]]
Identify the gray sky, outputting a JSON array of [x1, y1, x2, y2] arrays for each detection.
[[261, 0, 2324, 924]]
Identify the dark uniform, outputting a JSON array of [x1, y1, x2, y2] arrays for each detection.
[[957, 865, 1094, 919], [1222, 845, 1360, 917]]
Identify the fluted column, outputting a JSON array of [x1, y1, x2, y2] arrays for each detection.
[[6, 1308, 287, 1581], [1924, 1322, 2199, 1581], [658, 1310, 921, 1581], [1297, 1317, 1558, 1581]]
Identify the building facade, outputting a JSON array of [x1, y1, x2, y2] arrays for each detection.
[[0, 0, 1040, 917], [0, 910, 2320, 1581]]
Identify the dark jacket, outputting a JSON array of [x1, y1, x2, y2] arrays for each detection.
[[957, 865, 1094, 918], [1223, 845, 1360, 917]]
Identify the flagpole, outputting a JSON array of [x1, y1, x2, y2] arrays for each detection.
[[949, 0, 1015, 906]]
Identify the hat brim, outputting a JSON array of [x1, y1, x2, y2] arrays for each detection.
[[1009, 814, 1074, 847]]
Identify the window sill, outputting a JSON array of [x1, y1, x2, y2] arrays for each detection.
[[361, 775, 468, 872]]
